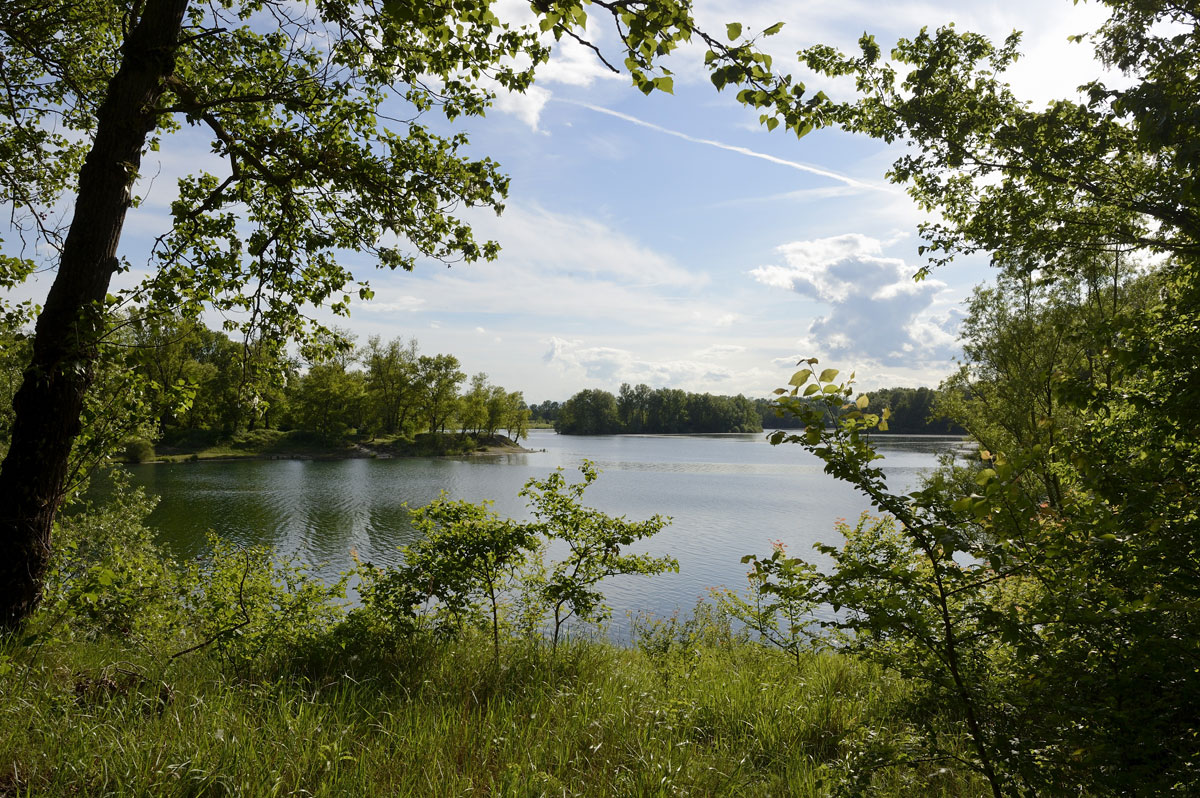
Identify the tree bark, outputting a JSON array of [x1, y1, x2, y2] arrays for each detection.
[[0, 0, 190, 631]]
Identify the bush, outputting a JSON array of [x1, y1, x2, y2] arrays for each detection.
[[41, 474, 181, 644], [179, 535, 349, 674], [121, 436, 155, 463]]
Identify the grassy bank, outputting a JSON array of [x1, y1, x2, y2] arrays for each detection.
[[0, 630, 980, 797]]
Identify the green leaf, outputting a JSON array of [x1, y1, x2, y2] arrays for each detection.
[[788, 369, 811, 386], [819, 368, 839, 382], [726, 22, 742, 40], [763, 22, 784, 36]]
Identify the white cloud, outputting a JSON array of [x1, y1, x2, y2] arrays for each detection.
[[539, 36, 626, 88], [689, 0, 1119, 105], [465, 203, 701, 290], [750, 233, 961, 367], [492, 84, 552, 132], [482, 4, 623, 131]]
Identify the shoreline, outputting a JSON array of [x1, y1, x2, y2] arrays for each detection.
[[138, 434, 537, 465]]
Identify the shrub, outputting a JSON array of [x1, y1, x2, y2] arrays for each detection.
[[121, 436, 155, 463], [40, 474, 181, 644], [179, 535, 348, 674]]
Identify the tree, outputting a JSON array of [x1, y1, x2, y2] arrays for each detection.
[[403, 495, 538, 663], [458, 372, 490, 438], [417, 354, 465, 438], [554, 388, 620, 435], [617, 382, 649, 432], [0, 0, 539, 627], [362, 336, 420, 437], [499, 391, 530, 440], [520, 461, 676, 650], [529, 400, 561, 425], [287, 361, 367, 439], [0, 0, 807, 625], [755, 2, 1200, 792]]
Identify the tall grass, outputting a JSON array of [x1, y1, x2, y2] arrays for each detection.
[[1, 629, 982, 797]]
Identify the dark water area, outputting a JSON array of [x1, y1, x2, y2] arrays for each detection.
[[92, 430, 967, 633]]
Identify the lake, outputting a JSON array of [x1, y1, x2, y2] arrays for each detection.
[[99, 429, 965, 634]]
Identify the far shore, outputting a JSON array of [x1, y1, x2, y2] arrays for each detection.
[[132, 432, 537, 465]]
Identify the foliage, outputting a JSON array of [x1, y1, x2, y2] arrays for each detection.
[[521, 461, 678, 649], [457, 372, 530, 441], [0, 0, 816, 626], [107, 317, 539, 456], [557, 385, 762, 434], [400, 495, 539, 661], [354, 463, 675, 658], [121, 436, 156, 463], [741, 3, 1200, 794], [630, 598, 740, 688], [285, 361, 367, 440], [755, 387, 962, 434], [770, 366, 1032, 796], [179, 535, 348, 675], [712, 541, 819, 668], [37, 475, 181, 645], [554, 388, 621, 434], [528, 399, 562, 425], [416, 354, 466, 437], [361, 335, 420, 437]]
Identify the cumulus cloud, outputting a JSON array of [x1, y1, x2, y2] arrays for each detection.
[[750, 233, 961, 366], [491, 84, 552, 132]]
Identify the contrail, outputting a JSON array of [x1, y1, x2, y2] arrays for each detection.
[[561, 99, 892, 193]]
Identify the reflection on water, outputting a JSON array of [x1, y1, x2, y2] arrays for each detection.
[[91, 430, 964, 625]]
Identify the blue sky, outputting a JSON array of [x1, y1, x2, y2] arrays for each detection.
[[7, 0, 1115, 404]]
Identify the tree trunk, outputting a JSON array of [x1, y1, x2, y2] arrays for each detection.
[[0, 0, 190, 631]]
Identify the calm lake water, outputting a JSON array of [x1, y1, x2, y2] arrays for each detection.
[[98, 430, 964, 632]]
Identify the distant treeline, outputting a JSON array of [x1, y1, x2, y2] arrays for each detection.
[[531, 384, 762, 435], [530, 385, 965, 436]]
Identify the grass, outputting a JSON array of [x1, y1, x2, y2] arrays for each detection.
[[0, 628, 984, 797]]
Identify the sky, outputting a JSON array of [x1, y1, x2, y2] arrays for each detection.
[[5, 0, 1117, 405]]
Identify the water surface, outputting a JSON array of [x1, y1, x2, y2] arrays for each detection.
[[101, 430, 964, 629]]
